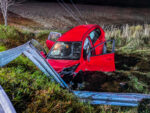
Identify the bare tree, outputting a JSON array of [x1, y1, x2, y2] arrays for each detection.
[[0, 0, 15, 26], [0, 0, 25, 26]]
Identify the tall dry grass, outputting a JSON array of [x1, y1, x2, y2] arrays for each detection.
[[104, 24, 150, 55]]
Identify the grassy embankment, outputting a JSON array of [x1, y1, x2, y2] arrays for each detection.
[[102, 24, 150, 94], [0, 24, 150, 113]]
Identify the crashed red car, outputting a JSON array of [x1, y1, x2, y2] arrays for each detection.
[[41, 24, 115, 82]]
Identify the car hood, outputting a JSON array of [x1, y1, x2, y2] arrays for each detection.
[[47, 59, 80, 73]]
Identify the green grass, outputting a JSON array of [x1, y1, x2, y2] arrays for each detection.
[[0, 25, 18, 39], [105, 24, 150, 94], [0, 45, 6, 51], [1, 56, 94, 113], [0, 24, 150, 113]]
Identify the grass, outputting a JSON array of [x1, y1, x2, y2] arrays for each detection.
[[104, 24, 150, 55], [0, 56, 94, 113], [0, 25, 18, 39], [105, 24, 150, 94], [0, 24, 150, 113]]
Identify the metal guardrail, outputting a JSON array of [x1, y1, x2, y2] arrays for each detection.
[[73, 91, 150, 107], [0, 86, 16, 113]]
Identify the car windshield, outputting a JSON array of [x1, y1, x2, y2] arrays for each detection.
[[48, 42, 82, 60]]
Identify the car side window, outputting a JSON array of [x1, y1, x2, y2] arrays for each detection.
[[89, 28, 101, 44], [83, 38, 91, 60]]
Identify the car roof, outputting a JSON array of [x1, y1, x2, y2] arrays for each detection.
[[57, 24, 98, 42]]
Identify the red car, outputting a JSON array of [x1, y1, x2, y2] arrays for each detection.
[[40, 24, 115, 82]]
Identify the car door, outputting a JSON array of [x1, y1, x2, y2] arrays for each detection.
[[85, 53, 115, 72], [83, 39, 115, 72]]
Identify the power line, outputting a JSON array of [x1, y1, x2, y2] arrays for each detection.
[[69, 0, 88, 24], [60, 0, 83, 24], [70, 0, 82, 18], [57, 0, 83, 24]]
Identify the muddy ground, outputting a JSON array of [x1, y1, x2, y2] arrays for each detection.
[[73, 54, 141, 92]]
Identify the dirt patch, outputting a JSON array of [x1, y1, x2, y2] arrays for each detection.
[[0, 11, 43, 29], [73, 71, 129, 92], [72, 53, 149, 93], [115, 54, 141, 71], [136, 61, 150, 72]]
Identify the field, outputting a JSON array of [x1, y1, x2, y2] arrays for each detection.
[[0, 2, 150, 113], [9, 2, 150, 30]]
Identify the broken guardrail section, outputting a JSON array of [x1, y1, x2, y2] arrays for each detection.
[[0, 86, 16, 113], [0, 39, 150, 108]]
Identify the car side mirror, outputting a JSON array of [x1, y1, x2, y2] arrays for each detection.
[[48, 32, 62, 41], [46, 32, 62, 50]]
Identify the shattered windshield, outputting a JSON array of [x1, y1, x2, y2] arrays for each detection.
[[48, 42, 82, 60]]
